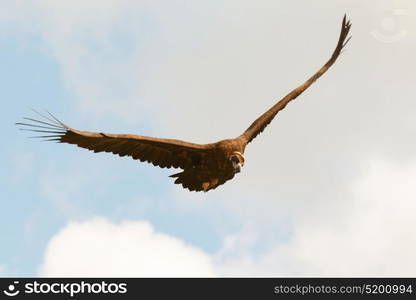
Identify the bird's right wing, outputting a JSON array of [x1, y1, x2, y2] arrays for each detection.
[[16, 111, 209, 170], [241, 15, 351, 144]]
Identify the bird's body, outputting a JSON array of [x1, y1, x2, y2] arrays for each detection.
[[169, 138, 247, 191], [17, 16, 351, 192]]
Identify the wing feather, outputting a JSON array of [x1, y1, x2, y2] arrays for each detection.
[[241, 15, 351, 143], [16, 113, 209, 170]]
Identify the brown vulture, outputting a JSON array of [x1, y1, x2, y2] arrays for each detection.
[[17, 16, 351, 192]]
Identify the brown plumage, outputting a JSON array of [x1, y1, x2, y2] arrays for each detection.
[[17, 16, 351, 192]]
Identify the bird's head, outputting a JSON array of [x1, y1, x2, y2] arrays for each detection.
[[229, 151, 245, 173]]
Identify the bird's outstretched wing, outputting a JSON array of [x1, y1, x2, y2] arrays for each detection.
[[241, 15, 351, 144], [16, 111, 209, 170]]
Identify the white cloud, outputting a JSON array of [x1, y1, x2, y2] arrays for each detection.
[[39, 218, 216, 277], [217, 158, 416, 276], [40, 156, 416, 277]]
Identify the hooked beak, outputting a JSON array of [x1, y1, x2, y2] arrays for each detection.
[[232, 161, 242, 173]]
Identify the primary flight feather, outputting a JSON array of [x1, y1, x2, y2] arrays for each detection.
[[17, 15, 351, 192]]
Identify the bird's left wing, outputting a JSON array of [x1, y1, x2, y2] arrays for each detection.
[[240, 15, 351, 144], [16, 112, 209, 170]]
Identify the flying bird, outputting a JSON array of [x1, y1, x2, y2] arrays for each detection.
[[17, 16, 351, 192]]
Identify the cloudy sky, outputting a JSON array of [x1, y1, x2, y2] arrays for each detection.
[[1, 0, 415, 277]]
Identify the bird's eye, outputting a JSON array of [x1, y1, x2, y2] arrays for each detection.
[[230, 156, 239, 163]]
